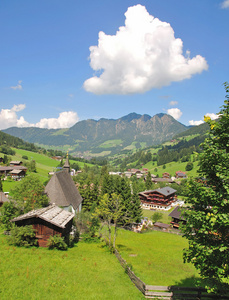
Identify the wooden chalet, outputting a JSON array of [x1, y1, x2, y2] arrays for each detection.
[[176, 171, 187, 179], [11, 204, 74, 247], [45, 169, 82, 214], [0, 166, 27, 178], [0, 192, 9, 207], [10, 161, 23, 166], [9, 169, 26, 180], [152, 177, 174, 184], [162, 172, 170, 179], [168, 206, 186, 229], [139, 187, 177, 211]]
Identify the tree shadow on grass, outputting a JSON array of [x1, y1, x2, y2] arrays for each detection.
[[116, 244, 132, 252], [173, 275, 205, 288]]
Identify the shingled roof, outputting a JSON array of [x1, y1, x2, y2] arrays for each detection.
[[11, 204, 74, 228], [45, 170, 82, 210], [168, 206, 186, 221]]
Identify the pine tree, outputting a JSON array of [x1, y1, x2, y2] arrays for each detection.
[[145, 171, 152, 190]]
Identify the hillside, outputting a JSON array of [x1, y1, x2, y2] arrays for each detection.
[[3, 113, 189, 156]]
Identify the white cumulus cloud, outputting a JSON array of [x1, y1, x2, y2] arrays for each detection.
[[189, 112, 218, 126], [34, 111, 79, 129], [83, 4, 208, 95], [167, 108, 182, 120], [221, 0, 229, 8], [189, 119, 204, 126], [0, 104, 79, 130], [0, 104, 28, 130], [10, 80, 23, 90]]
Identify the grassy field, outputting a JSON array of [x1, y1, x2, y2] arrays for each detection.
[[0, 234, 144, 300], [1, 148, 94, 193], [143, 159, 199, 178], [142, 208, 172, 224], [115, 229, 200, 287]]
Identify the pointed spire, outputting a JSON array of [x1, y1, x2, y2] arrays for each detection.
[[63, 151, 70, 173]]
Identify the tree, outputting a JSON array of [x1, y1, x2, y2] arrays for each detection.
[[151, 212, 163, 224], [182, 83, 229, 293], [94, 193, 125, 248], [28, 160, 37, 172], [145, 171, 152, 190], [129, 181, 142, 223], [10, 174, 49, 213], [185, 162, 193, 171], [0, 201, 20, 230]]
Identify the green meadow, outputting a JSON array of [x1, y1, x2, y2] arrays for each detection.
[[142, 208, 173, 224], [0, 234, 144, 300], [115, 229, 200, 287], [1, 148, 94, 193]]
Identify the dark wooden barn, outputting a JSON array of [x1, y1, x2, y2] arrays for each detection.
[[11, 204, 74, 247], [168, 206, 186, 229]]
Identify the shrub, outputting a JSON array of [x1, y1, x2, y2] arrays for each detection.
[[47, 235, 68, 251], [0, 201, 21, 231], [8, 225, 38, 247]]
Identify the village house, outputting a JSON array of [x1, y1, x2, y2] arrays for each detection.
[[9, 169, 26, 181], [45, 155, 82, 214], [10, 161, 23, 166], [176, 171, 187, 179], [152, 177, 174, 184], [168, 206, 186, 229], [11, 204, 74, 247], [139, 186, 177, 211], [162, 172, 170, 178], [0, 166, 27, 179]]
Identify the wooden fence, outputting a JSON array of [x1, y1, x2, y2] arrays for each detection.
[[101, 235, 229, 299], [114, 247, 229, 299]]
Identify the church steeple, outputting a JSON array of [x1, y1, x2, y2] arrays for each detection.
[[63, 152, 70, 173]]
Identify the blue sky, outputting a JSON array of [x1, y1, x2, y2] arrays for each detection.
[[0, 0, 228, 130]]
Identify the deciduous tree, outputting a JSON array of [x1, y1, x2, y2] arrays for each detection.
[[182, 83, 229, 293], [10, 174, 49, 213]]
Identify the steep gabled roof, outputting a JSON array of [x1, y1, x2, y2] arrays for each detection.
[[11, 204, 74, 228], [45, 170, 82, 210]]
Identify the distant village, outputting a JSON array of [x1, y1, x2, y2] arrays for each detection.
[[0, 154, 187, 247]]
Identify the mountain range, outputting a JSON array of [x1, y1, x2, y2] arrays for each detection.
[[2, 113, 189, 156]]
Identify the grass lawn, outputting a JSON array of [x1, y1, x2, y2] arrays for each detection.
[[115, 229, 200, 287], [0, 234, 144, 300], [142, 208, 172, 224]]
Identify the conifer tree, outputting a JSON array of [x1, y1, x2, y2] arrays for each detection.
[[145, 171, 152, 190]]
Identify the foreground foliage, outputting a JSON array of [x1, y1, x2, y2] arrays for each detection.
[[182, 82, 229, 293], [10, 174, 49, 213], [8, 225, 38, 248], [47, 235, 68, 251]]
